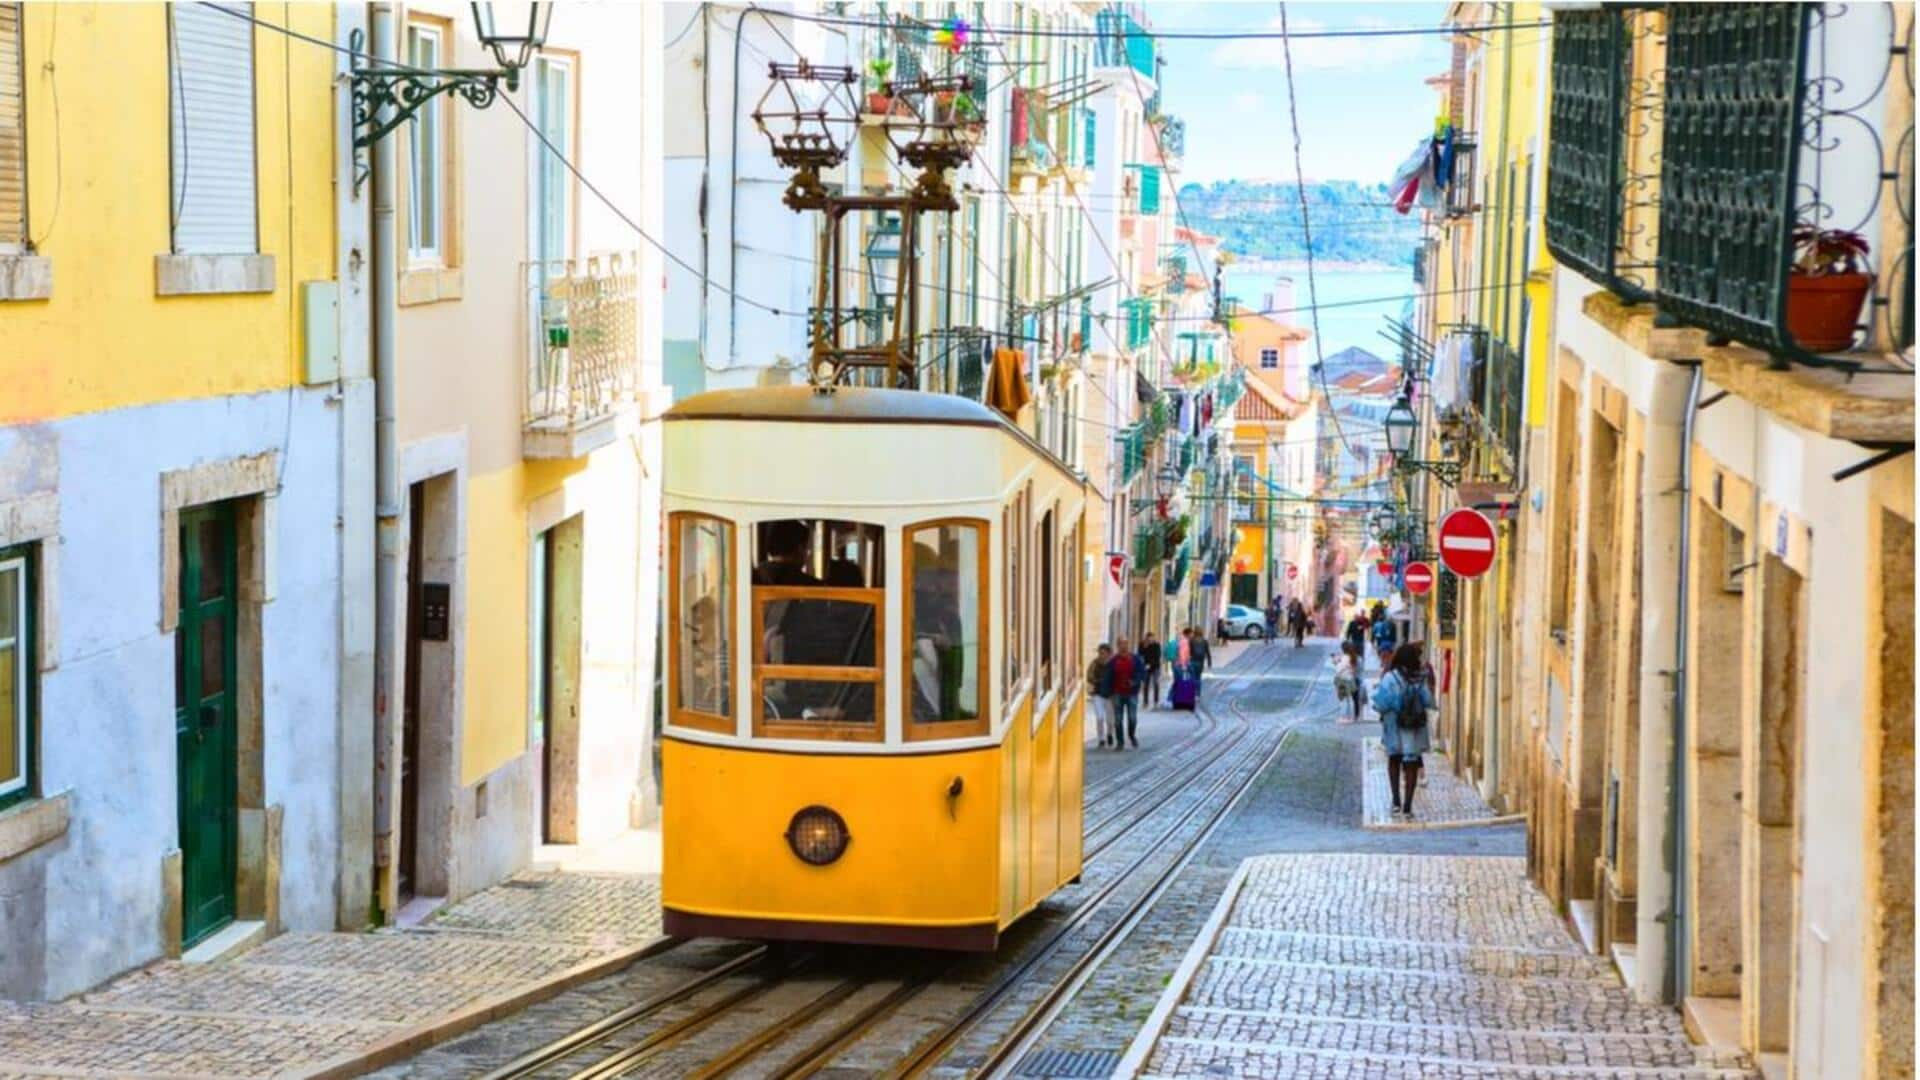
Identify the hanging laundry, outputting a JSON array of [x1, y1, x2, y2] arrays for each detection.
[[987, 347, 1032, 419]]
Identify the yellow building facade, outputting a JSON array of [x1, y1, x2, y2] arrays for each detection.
[[0, 3, 365, 996], [1418, 5, 1915, 1075]]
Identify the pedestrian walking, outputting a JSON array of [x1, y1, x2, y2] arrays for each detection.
[[1372, 642, 1436, 817], [1344, 610, 1369, 656], [1086, 644, 1115, 748], [1110, 637, 1142, 748], [1332, 641, 1366, 723], [1264, 597, 1282, 641], [1370, 605, 1398, 673], [1187, 625, 1213, 702], [1288, 598, 1309, 647], [1140, 632, 1163, 710]]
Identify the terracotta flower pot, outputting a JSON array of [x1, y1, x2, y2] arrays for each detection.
[[1786, 271, 1872, 353], [866, 91, 893, 115]]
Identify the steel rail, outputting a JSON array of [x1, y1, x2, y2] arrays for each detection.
[[476, 943, 765, 1080], [880, 649, 1313, 1078], [983, 669, 1324, 1077]]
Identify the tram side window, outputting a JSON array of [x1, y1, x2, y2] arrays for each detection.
[[672, 513, 734, 730], [1038, 509, 1055, 692], [907, 521, 987, 737], [753, 519, 885, 736], [1063, 517, 1080, 699]]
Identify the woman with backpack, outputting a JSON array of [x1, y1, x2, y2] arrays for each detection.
[[1372, 642, 1435, 817]]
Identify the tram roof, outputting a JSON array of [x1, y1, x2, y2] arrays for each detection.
[[665, 386, 1006, 429]]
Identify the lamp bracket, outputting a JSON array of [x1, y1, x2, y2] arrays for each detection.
[[349, 29, 515, 153]]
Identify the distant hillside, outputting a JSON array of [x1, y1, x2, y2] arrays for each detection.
[[1180, 180, 1422, 270]]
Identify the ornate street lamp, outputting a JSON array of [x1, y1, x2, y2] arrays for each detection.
[[1383, 393, 1463, 487], [350, 2, 554, 149]]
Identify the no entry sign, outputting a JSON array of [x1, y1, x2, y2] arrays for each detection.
[[1438, 508, 1498, 578], [1404, 561, 1436, 594], [1286, 563, 1299, 581]]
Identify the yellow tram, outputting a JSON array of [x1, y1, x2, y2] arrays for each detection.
[[660, 386, 1090, 950]]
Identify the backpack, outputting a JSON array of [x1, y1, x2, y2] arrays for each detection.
[[1372, 618, 1397, 649], [1393, 673, 1427, 730]]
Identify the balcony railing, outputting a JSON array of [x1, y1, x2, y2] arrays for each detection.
[[1133, 522, 1168, 573], [1545, 8, 1664, 301], [1156, 114, 1185, 163], [523, 254, 640, 459], [1656, 3, 1913, 364], [918, 326, 992, 402], [1444, 135, 1479, 218]]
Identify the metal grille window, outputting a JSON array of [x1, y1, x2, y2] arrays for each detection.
[[0, 2, 24, 252], [168, 3, 257, 254]]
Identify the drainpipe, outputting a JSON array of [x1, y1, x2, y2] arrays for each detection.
[[369, 1, 401, 919], [1665, 361, 1702, 1003]]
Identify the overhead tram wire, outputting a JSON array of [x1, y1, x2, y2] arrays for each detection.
[[773, 9, 1551, 43], [196, 1, 804, 321]]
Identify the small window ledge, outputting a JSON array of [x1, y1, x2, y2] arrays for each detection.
[[0, 255, 53, 301], [0, 791, 70, 864], [399, 265, 464, 306], [155, 253, 275, 297]]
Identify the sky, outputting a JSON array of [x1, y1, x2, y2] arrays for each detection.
[[1146, 2, 1453, 187]]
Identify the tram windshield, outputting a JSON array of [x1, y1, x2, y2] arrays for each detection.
[[754, 520, 884, 732]]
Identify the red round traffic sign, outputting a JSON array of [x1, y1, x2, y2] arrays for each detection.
[[1286, 563, 1299, 581], [1403, 561, 1436, 594], [1438, 507, 1498, 578]]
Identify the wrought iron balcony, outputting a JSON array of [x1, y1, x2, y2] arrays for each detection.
[[1444, 135, 1479, 218], [918, 326, 992, 402], [1132, 522, 1169, 573], [1656, 3, 1913, 365], [523, 254, 640, 459], [1545, 7, 1665, 301], [1156, 114, 1186, 164]]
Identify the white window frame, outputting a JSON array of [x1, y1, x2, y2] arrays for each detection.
[[405, 22, 446, 264], [529, 53, 575, 264]]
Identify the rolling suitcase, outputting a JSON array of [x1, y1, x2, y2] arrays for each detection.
[[1169, 673, 1198, 711]]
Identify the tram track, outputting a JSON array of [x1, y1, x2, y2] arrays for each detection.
[[881, 650, 1322, 1078], [472, 645, 1312, 1080]]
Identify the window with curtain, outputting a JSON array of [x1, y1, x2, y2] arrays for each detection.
[[168, 3, 257, 254]]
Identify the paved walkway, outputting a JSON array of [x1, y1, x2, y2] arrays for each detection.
[[1361, 737, 1522, 831], [1122, 853, 1758, 1078], [0, 851, 662, 1078]]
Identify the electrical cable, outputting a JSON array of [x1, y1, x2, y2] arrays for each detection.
[[1278, 1, 1360, 465], [197, 1, 804, 319], [776, 9, 1551, 43]]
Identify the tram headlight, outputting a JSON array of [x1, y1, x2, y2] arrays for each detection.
[[784, 805, 851, 866]]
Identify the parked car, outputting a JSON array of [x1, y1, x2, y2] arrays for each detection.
[[1218, 604, 1266, 639]]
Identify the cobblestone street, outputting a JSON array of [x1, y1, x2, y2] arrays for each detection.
[[1126, 854, 1756, 1078], [0, 870, 662, 1078]]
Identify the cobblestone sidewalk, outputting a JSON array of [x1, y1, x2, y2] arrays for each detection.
[[1121, 853, 1757, 1078], [0, 870, 662, 1079], [1361, 737, 1522, 830]]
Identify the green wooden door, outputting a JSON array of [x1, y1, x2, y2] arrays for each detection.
[[176, 503, 238, 948]]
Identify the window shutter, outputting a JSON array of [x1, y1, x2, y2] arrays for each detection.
[[0, 3, 25, 251], [168, 3, 256, 254]]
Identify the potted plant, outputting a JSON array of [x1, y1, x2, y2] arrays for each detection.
[[1786, 225, 1873, 352], [932, 87, 957, 124], [866, 57, 894, 116]]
